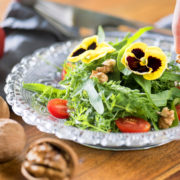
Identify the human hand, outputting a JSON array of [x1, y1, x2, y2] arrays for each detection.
[[172, 0, 180, 54]]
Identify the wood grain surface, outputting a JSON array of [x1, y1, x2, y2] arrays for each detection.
[[0, 0, 179, 180]]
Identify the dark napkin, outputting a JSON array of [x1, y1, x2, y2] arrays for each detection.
[[0, 1, 76, 98]]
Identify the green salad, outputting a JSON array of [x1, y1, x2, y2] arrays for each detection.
[[23, 26, 180, 133]]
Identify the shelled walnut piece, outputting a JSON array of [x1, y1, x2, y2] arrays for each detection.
[[158, 107, 175, 129], [90, 70, 108, 83], [90, 59, 116, 83], [21, 138, 78, 180]]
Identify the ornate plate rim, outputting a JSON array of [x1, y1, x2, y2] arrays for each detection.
[[4, 32, 180, 150]]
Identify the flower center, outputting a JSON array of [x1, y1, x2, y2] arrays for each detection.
[[126, 56, 150, 73]]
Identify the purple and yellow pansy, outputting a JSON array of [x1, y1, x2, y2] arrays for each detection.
[[67, 36, 115, 63], [121, 42, 167, 80]]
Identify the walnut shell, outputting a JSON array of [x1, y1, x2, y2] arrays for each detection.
[[0, 119, 26, 162], [21, 138, 78, 180], [0, 96, 10, 119]]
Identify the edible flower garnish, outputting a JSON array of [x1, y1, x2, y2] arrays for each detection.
[[67, 35, 115, 63], [121, 42, 167, 80]]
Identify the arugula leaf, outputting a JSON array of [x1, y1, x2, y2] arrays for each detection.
[[83, 79, 104, 114], [150, 90, 170, 107], [171, 98, 180, 127], [170, 87, 180, 98], [127, 26, 153, 44], [161, 71, 180, 82], [133, 75, 151, 94], [97, 80, 159, 123], [151, 79, 175, 94], [150, 87, 180, 107], [23, 83, 64, 95], [109, 32, 131, 50], [117, 26, 153, 72], [23, 83, 66, 105], [98, 25, 105, 43], [168, 61, 180, 72]]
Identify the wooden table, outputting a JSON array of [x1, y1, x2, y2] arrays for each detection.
[[1, 0, 180, 179]]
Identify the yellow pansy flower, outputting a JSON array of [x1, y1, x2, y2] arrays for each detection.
[[121, 42, 167, 80], [67, 36, 115, 63]]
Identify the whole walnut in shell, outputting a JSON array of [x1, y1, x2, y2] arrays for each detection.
[[21, 138, 78, 180], [0, 119, 26, 162], [0, 96, 10, 119]]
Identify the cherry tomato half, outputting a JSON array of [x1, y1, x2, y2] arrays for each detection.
[[47, 99, 69, 119], [176, 104, 180, 120], [61, 68, 67, 80], [115, 117, 151, 133], [61, 63, 74, 80]]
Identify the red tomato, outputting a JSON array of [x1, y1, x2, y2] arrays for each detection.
[[115, 117, 151, 133], [176, 104, 180, 120], [0, 27, 5, 58], [177, 87, 180, 90], [61, 68, 67, 80], [61, 63, 74, 80], [47, 99, 69, 119]]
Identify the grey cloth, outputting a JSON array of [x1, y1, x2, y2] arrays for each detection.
[[0, 2, 73, 98]]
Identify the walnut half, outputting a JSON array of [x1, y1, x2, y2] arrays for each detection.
[[158, 107, 175, 129], [21, 138, 78, 180], [96, 59, 116, 73], [90, 59, 116, 83], [90, 70, 108, 83]]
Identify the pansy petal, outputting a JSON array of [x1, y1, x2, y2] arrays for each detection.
[[82, 46, 115, 63], [82, 35, 98, 49], [145, 46, 163, 53], [125, 52, 152, 75], [121, 42, 147, 66], [67, 36, 98, 62], [82, 50, 106, 63], [68, 36, 115, 63], [98, 42, 115, 49], [143, 47, 167, 80], [126, 42, 147, 58]]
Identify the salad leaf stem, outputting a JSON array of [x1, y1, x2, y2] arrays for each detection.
[[98, 25, 105, 43]]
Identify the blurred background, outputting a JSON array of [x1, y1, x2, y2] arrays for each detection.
[[0, 0, 176, 24]]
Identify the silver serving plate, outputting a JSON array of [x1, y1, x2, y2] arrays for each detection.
[[5, 32, 180, 150]]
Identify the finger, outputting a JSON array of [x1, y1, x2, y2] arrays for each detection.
[[175, 36, 180, 54], [172, 0, 180, 53]]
